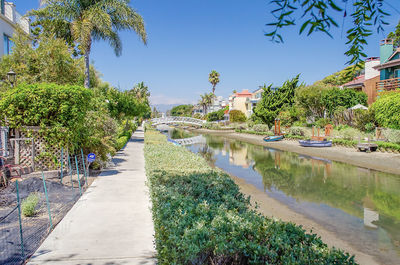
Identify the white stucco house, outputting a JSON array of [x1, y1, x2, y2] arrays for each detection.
[[0, 1, 29, 57]]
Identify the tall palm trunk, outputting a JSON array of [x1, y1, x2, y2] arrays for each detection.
[[84, 50, 91, 88], [84, 39, 92, 88]]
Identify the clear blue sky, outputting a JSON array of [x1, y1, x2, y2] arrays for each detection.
[[16, 0, 400, 105]]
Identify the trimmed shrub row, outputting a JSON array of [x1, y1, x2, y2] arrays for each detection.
[[144, 131, 356, 265]]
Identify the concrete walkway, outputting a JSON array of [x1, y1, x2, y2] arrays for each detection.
[[28, 128, 156, 265]]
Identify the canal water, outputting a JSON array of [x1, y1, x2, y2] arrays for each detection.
[[175, 131, 400, 265]]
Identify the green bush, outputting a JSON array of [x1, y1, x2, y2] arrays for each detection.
[[353, 109, 376, 132], [372, 92, 400, 129], [207, 109, 225, 122], [229, 110, 247, 122], [315, 118, 332, 128], [337, 127, 361, 141], [144, 131, 356, 265], [170, 104, 194, 117], [0, 83, 93, 148], [288, 126, 308, 137], [21, 193, 39, 217], [321, 88, 367, 117], [252, 124, 269, 132]]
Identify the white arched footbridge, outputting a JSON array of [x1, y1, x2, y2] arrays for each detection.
[[174, 135, 206, 146], [151, 116, 205, 126]]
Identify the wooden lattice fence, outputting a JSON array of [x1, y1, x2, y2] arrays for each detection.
[[10, 127, 85, 173]]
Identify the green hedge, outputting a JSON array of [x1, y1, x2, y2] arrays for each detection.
[[229, 110, 247, 122], [144, 131, 356, 265], [372, 92, 400, 129]]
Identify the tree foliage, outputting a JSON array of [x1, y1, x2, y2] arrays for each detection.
[[266, 0, 389, 68], [321, 87, 367, 117], [207, 107, 227, 122], [0, 30, 88, 90], [316, 65, 363, 87], [32, 0, 147, 88], [229, 110, 247, 122], [170, 104, 194, 117], [0, 83, 93, 149], [208, 70, 220, 95], [372, 92, 400, 129], [254, 75, 300, 126], [388, 20, 400, 48]]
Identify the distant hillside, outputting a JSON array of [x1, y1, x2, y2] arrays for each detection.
[[152, 104, 180, 113]]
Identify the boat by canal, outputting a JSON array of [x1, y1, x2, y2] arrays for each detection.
[[263, 135, 284, 142], [299, 139, 332, 147]]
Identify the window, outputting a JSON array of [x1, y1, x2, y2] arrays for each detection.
[[395, 69, 400, 78], [3, 34, 13, 55], [1, 0, 4, 15]]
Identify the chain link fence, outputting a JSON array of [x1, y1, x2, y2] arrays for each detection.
[[0, 153, 92, 265]]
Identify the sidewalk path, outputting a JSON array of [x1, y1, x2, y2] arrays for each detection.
[[28, 128, 156, 265]]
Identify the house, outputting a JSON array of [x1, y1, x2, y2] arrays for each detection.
[[342, 57, 380, 105], [245, 87, 264, 117], [208, 95, 228, 113], [374, 39, 400, 96], [228, 89, 253, 117], [0, 1, 30, 57]]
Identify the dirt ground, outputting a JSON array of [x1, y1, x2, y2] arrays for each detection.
[[0, 170, 100, 265]]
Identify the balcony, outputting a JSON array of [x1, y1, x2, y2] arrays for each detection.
[[2, 2, 30, 34], [376, 77, 400, 94]]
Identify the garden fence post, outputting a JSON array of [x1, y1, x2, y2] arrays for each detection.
[[80, 149, 88, 186], [75, 156, 82, 196], [60, 147, 64, 183], [41, 172, 53, 230], [15, 180, 25, 258], [68, 154, 73, 188]]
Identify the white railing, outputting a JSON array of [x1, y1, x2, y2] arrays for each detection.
[[151, 116, 206, 126], [174, 135, 205, 146], [4, 3, 30, 34]]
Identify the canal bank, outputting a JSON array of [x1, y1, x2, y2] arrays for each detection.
[[182, 131, 400, 265], [192, 128, 400, 176]]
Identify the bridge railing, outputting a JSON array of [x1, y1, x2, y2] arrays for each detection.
[[151, 116, 205, 126]]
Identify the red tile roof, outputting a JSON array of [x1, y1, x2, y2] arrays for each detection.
[[343, 75, 365, 87], [235, 89, 253, 97]]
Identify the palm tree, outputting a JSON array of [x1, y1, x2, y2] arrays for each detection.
[[35, 0, 147, 88], [131, 82, 150, 102], [208, 70, 220, 95], [199, 93, 213, 115]]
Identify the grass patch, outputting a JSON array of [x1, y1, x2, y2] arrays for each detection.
[[144, 131, 356, 264], [21, 193, 39, 217]]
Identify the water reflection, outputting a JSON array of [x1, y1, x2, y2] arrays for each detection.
[[187, 134, 400, 264]]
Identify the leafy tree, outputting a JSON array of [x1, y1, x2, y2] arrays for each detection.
[[321, 87, 367, 117], [208, 70, 220, 95], [199, 93, 213, 114], [265, 0, 390, 68], [372, 92, 400, 129], [0, 83, 93, 150], [207, 107, 228, 122], [105, 87, 150, 120], [317, 65, 363, 87], [229, 110, 247, 122], [170, 104, 194, 117], [0, 29, 89, 90], [130, 82, 150, 103], [33, 0, 147, 88], [254, 75, 300, 126], [295, 84, 328, 118], [388, 20, 400, 48]]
